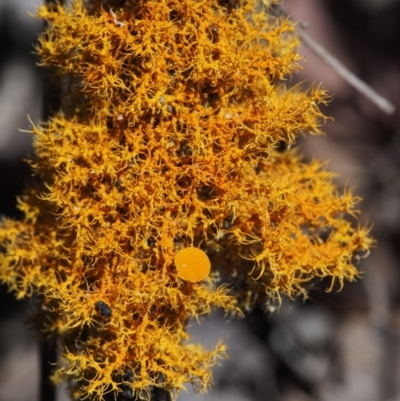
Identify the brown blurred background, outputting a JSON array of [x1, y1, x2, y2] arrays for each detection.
[[1, 0, 400, 400]]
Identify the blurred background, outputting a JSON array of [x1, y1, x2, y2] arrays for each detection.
[[1, 0, 400, 400]]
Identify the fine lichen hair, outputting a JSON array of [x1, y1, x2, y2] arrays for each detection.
[[0, 0, 373, 400]]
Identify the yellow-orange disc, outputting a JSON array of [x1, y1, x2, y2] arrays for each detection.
[[174, 247, 211, 283]]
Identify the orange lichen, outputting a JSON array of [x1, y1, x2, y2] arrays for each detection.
[[175, 247, 211, 283], [0, 0, 373, 400]]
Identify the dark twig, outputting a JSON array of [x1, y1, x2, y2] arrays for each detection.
[[39, 338, 57, 401], [39, 2, 64, 401]]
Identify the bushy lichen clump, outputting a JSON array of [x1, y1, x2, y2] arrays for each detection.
[[0, 0, 372, 399]]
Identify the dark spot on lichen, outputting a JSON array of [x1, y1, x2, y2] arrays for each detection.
[[95, 301, 112, 318]]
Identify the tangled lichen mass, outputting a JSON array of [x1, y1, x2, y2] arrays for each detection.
[[0, 0, 372, 400]]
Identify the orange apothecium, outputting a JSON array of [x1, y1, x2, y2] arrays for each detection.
[[175, 247, 211, 283]]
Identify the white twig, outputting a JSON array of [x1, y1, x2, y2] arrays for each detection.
[[297, 27, 395, 115], [275, 4, 396, 115]]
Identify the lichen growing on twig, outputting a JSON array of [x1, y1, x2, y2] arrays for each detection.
[[0, 0, 373, 400]]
